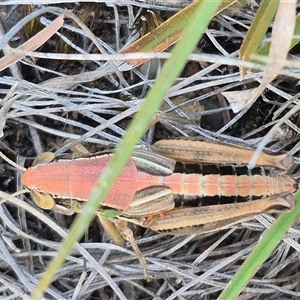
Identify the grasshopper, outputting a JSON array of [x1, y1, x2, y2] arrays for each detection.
[[21, 139, 297, 279]]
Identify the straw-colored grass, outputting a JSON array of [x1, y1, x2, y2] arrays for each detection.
[[0, 1, 300, 299]]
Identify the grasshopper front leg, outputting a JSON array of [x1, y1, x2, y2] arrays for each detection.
[[114, 219, 150, 280], [96, 186, 174, 280]]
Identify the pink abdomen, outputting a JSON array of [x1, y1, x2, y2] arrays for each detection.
[[136, 166, 296, 198]]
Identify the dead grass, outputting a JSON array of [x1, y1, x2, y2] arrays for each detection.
[[0, 1, 300, 299]]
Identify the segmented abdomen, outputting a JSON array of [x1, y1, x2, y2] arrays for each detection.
[[137, 164, 297, 198]]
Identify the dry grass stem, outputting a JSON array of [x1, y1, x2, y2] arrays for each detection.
[[0, 1, 300, 299]]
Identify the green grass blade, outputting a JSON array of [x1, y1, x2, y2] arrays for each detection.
[[122, 0, 237, 65], [30, 1, 223, 299], [240, 0, 279, 60], [218, 190, 300, 300], [256, 13, 300, 56], [239, 0, 279, 76]]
